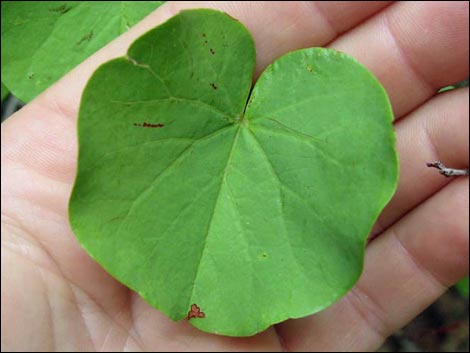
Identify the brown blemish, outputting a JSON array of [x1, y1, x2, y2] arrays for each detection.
[[108, 216, 125, 223], [187, 304, 205, 320], [28, 74, 34, 80], [49, 4, 72, 14], [210, 83, 217, 90], [209, 48, 215, 55], [134, 122, 165, 128], [261, 252, 267, 259], [76, 31, 93, 45], [307, 65, 314, 73]]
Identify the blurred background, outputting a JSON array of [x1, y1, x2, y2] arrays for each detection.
[[380, 288, 469, 352]]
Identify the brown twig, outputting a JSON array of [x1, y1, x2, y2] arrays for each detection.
[[426, 161, 469, 177]]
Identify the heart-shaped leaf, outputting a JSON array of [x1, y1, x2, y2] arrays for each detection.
[[70, 9, 398, 336], [1, 1, 164, 102]]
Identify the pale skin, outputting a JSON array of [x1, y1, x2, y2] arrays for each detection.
[[1, 1, 468, 351]]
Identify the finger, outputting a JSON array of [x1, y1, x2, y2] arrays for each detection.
[[329, 1, 469, 119], [372, 87, 469, 236], [216, 1, 394, 76], [276, 177, 469, 351], [35, 1, 392, 120]]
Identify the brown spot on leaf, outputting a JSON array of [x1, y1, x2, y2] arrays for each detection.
[[210, 48, 215, 55], [134, 122, 165, 128], [188, 304, 205, 320], [49, 4, 72, 14], [210, 83, 217, 90], [307, 65, 314, 73], [28, 74, 34, 80], [76, 31, 93, 46]]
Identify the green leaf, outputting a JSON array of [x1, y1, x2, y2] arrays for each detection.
[[1, 82, 9, 101], [456, 277, 469, 298], [69, 9, 398, 336], [1, 1, 164, 102], [438, 79, 469, 93], [438, 85, 455, 93]]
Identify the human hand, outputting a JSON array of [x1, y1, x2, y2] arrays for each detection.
[[2, 1, 468, 351]]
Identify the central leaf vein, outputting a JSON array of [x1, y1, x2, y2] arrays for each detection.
[[187, 126, 242, 308]]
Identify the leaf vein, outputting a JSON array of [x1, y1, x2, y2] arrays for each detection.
[[187, 126, 242, 306], [126, 55, 172, 97], [85, 125, 234, 172], [111, 127, 236, 245], [248, 130, 305, 305], [111, 96, 232, 122], [136, 178, 219, 275], [254, 123, 343, 167]]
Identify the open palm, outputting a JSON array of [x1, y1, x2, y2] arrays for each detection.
[[2, 2, 468, 351]]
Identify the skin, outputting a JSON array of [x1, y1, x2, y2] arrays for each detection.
[[1, 1, 468, 351]]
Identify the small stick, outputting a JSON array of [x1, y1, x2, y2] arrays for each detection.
[[426, 161, 469, 177]]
